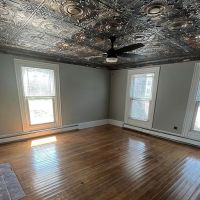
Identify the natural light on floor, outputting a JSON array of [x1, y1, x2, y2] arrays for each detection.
[[31, 136, 57, 147]]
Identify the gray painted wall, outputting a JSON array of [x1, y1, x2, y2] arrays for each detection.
[[0, 51, 195, 137], [109, 69, 128, 121], [60, 63, 110, 125], [152, 62, 195, 134], [0, 53, 110, 136], [0, 54, 23, 135], [109, 62, 195, 134]]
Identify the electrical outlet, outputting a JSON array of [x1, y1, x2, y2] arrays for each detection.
[[173, 126, 178, 130]]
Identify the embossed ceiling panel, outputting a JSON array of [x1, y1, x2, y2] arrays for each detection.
[[1, 0, 200, 69]]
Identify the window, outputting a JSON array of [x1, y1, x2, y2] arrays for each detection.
[[193, 81, 200, 131], [15, 59, 61, 131], [183, 63, 200, 141], [130, 73, 154, 121], [194, 103, 200, 131], [125, 67, 160, 129]]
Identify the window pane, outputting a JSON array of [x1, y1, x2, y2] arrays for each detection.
[[28, 99, 54, 125], [22, 67, 55, 97], [130, 100, 150, 121], [194, 103, 200, 131], [131, 73, 154, 99]]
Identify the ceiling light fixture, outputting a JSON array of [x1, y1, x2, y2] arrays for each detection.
[[106, 57, 118, 63], [106, 48, 118, 63]]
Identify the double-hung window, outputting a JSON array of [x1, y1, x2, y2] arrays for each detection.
[[130, 73, 154, 121], [125, 67, 159, 129], [193, 81, 200, 132], [15, 59, 61, 131], [184, 63, 200, 140]]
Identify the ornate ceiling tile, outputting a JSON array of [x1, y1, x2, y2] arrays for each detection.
[[0, 3, 15, 21], [60, 0, 99, 22], [1, 0, 200, 69], [182, 33, 200, 52], [92, 21, 126, 40], [163, 18, 194, 31], [39, 0, 62, 13], [31, 17, 80, 39], [116, 32, 155, 49]]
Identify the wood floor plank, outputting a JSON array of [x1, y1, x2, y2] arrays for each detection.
[[0, 125, 200, 200]]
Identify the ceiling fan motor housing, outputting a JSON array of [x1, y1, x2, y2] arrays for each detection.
[[106, 47, 118, 63], [107, 47, 117, 58]]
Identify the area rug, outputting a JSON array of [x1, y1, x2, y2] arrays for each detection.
[[0, 163, 25, 200]]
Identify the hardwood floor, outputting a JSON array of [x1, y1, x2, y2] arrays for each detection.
[[0, 125, 200, 200]]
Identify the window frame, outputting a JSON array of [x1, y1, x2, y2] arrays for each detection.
[[15, 59, 62, 132], [183, 63, 200, 140], [124, 67, 160, 129]]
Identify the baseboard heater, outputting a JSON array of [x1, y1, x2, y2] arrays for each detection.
[[123, 123, 200, 147], [0, 124, 79, 144]]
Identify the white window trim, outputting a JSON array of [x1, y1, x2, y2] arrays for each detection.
[[15, 59, 62, 132], [183, 63, 200, 140], [124, 66, 160, 129]]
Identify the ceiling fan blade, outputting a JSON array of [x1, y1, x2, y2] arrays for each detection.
[[116, 43, 144, 55]]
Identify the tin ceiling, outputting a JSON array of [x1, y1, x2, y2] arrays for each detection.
[[1, 0, 200, 69]]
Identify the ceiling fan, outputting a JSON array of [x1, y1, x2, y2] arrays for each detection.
[[104, 36, 145, 63]]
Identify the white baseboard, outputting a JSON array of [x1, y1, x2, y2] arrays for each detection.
[[124, 124, 200, 147], [0, 124, 79, 144], [108, 119, 123, 127], [0, 119, 108, 144], [79, 119, 108, 129], [1, 118, 200, 147]]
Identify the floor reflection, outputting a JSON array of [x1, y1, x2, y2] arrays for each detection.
[[183, 156, 200, 183], [124, 139, 147, 178], [31, 136, 57, 147], [31, 141, 61, 194]]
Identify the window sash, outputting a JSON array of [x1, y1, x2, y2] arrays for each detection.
[[21, 67, 55, 97], [129, 99, 151, 121], [26, 97, 56, 126], [130, 73, 154, 100]]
